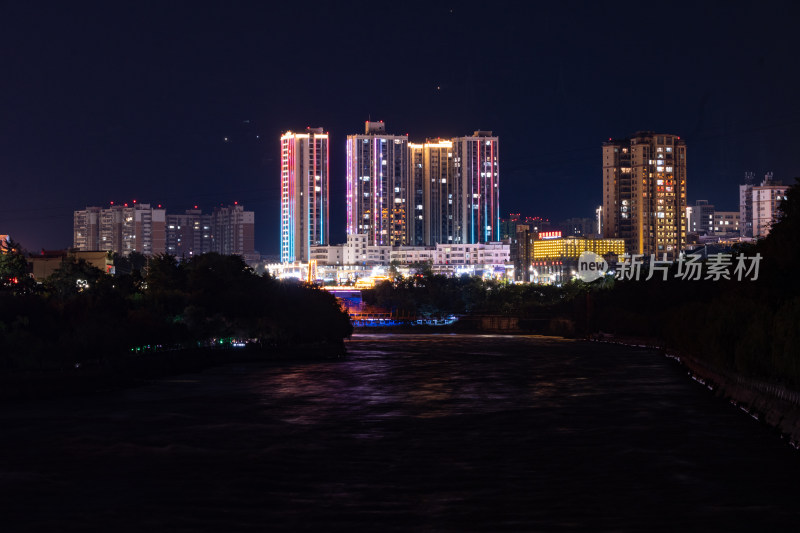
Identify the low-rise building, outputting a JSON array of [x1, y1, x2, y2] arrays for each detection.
[[712, 211, 740, 235], [310, 244, 343, 266], [28, 250, 113, 280], [300, 235, 512, 279], [528, 233, 625, 284]]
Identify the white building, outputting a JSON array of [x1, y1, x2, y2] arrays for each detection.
[[309, 234, 509, 271], [752, 176, 788, 238], [310, 244, 343, 266]]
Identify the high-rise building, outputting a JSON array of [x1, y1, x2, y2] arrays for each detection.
[[336, 123, 500, 249], [211, 204, 255, 258], [752, 174, 787, 238], [280, 127, 330, 263], [602, 132, 687, 259], [73, 206, 102, 251], [134, 204, 166, 256], [346, 121, 409, 246], [74, 203, 254, 259], [74, 203, 165, 256], [452, 131, 500, 244], [410, 139, 456, 245], [739, 171, 756, 238], [166, 209, 212, 258], [407, 143, 426, 246]]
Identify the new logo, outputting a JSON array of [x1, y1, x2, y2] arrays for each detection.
[[577, 251, 607, 282]]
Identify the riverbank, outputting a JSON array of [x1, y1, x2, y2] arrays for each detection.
[[0, 341, 346, 403], [591, 335, 800, 447], [677, 351, 800, 447], [352, 315, 567, 335]]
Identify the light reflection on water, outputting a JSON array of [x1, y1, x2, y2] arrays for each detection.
[[1, 333, 799, 531]]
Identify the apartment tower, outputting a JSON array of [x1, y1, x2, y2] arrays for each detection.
[[166, 209, 212, 258], [73, 206, 102, 251], [410, 139, 456, 245], [602, 132, 686, 259], [211, 204, 255, 258], [346, 121, 409, 246], [74, 203, 165, 256], [452, 131, 500, 244], [280, 127, 330, 262]]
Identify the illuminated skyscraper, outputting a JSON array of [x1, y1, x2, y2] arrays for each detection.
[[602, 132, 687, 259], [452, 131, 500, 244], [346, 121, 409, 246], [281, 127, 330, 263], [409, 139, 456, 245], [342, 124, 499, 247]]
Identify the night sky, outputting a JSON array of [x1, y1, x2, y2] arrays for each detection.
[[2, 1, 799, 256]]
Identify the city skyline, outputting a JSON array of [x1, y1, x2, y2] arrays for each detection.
[[2, 3, 799, 254]]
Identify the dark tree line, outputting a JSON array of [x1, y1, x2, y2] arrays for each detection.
[[586, 178, 800, 387], [0, 252, 352, 371], [362, 273, 584, 321]]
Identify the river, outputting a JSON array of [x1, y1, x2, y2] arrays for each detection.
[[1, 334, 798, 531]]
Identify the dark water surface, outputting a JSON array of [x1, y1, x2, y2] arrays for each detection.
[[2, 334, 799, 531]]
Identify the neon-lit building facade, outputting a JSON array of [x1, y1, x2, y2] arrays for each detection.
[[346, 121, 409, 246], [281, 128, 330, 263], [452, 131, 500, 244], [603, 132, 687, 260]]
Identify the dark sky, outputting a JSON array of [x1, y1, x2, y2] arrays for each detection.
[[2, 1, 799, 255]]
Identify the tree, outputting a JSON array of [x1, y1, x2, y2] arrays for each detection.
[[0, 239, 35, 294], [44, 257, 105, 298], [145, 254, 185, 292]]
